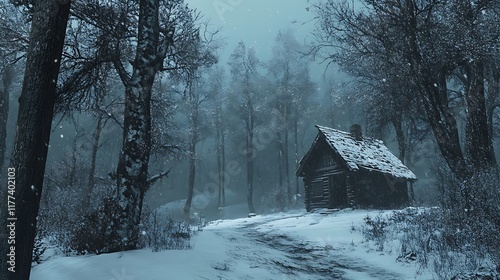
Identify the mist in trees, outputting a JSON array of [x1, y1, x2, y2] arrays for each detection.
[[0, 0, 498, 278], [228, 41, 260, 213], [268, 30, 315, 207]]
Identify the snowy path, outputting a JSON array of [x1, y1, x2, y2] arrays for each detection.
[[31, 210, 427, 280], [205, 212, 407, 280]]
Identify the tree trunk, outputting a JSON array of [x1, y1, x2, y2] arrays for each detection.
[[183, 95, 198, 221], [247, 134, 255, 213], [404, 2, 469, 179], [115, 78, 153, 250], [464, 61, 497, 169], [69, 134, 78, 188], [405, 0, 496, 179], [420, 70, 470, 180], [294, 116, 299, 195], [0, 0, 70, 279], [246, 94, 255, 214], [216, 96, 225, 209], [282, 65, 291, 202], [392, 114, 406, 163], [183, 138, 196, 220], [84, 112, 103, 209], [0, 67, 11, 170], [114, 0, 160, 251], [277, 135, 284, 211], [284, 104, 291, 201], [221, 136, 225, 208]]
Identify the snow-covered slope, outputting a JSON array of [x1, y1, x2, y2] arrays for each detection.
[[31, 209, 431, 280]]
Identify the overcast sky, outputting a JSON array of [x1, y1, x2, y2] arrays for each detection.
[[184, 0, 331, 81]]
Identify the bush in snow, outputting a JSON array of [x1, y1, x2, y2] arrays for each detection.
[[37, 150, 116, 255], [140, 208, 193, 252], [392, 206, 499, 279], [69, 197, 127, 254], [260, 184, 304, 213], [32, 228, 48, 265], [367, 167, 500, 279], [431, 167, 500, 279], [360, 214, 388, 251]]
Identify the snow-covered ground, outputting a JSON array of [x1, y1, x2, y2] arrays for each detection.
[[31, 209, 432, 280]]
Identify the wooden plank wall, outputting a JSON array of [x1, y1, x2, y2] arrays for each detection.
[[305, 168, 347, 211]]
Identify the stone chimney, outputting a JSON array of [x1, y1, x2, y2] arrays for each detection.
[[350, 124, 362, 140]]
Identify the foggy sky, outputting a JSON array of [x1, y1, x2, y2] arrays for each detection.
[[184, 0, 332, 84]]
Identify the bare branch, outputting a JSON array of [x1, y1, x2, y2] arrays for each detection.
[[147, 168, 172, 187]]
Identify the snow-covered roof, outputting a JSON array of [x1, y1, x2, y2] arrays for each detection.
[[299, 125, 416, 180]]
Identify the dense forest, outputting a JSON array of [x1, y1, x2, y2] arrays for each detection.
[[0, 0, 498, 279]]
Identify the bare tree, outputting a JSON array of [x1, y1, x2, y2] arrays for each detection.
[[229, 41, 259, 214], [112, 0, 178, 250], [71, 0, 203, 250], [268, 30, 315, 201], [309, 0, 499, 180], [210, 67, 226, 210], [182, 80, 204, 220], [83, 109, 105, 208]]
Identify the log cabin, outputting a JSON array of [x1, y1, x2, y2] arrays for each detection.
[[296, 124, 417, 211]]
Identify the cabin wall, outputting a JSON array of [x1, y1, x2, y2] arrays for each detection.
[[302, 138, 350, 211], [350, 170, 409, 208], [305, 169, 410, 210], [304, 168, 350, 211], [304, 177, 330, 211]]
